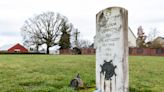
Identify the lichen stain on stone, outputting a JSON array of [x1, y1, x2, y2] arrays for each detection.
[[99, 12, 104, 20], [97, 12, 107, 27], [105, 8, 112, 14]]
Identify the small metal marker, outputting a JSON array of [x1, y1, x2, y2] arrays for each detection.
[[70, 73, 83, 89]]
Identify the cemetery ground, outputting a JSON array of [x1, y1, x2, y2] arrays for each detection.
[[0, 55, 164, 92]]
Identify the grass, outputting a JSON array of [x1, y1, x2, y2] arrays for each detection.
[[0, 55, 95, 92], [129, 56, 164, 92], [0, 55, 164, 92]]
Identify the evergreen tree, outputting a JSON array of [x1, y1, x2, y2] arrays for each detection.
[[59, 23, 71, 49]]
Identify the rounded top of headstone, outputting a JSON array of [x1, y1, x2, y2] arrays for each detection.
[[96, 6, 127, 16]]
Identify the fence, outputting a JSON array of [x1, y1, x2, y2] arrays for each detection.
[[59, 49, 73, 55], [60, 48, 95, 55], [60, 48, 164, 56], [81, 48, 95, 55], [129, 47, 164, 56]]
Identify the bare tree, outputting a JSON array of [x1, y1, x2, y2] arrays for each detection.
[[147, 28, 160, 42], [21, 12, 73, 54], [78, 39, 92, 48], [136, 26, 147, 47]]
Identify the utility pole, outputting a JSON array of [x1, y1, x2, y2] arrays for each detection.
[[74, 29, 80, 47]]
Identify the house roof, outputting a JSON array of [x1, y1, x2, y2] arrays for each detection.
[[128, 27, 137, 39], [154, 36, 164, 40]]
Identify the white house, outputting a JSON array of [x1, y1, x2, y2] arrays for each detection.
[[128, 27, 137, 47], [49, 45, 60, 54]]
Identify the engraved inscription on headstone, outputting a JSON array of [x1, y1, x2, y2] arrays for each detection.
[[95, 7, 128, 92]]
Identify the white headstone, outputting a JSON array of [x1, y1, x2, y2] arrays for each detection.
[[95, 7, 128, 92]]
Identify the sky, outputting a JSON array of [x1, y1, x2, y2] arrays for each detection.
[[0, 0, 164, 46]]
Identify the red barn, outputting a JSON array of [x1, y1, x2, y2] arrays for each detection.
[[0, 43, 28, 53]]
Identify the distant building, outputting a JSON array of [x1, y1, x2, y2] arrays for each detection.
[[49, 45, 60, 54], [128, 27, 137, 47], [149, 37, 164, 48], [0, 43, 28, 53]]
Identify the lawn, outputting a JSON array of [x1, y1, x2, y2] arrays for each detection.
[[129, 56, 164, 92], [0, 55, 164, 92]]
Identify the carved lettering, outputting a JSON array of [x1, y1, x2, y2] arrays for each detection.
[[96, 7, 128, 92]]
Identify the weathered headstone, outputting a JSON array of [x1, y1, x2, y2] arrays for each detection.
[[95, 7, 128, 92]]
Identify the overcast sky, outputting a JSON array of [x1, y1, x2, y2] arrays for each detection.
[[0, 0, 164, 46]]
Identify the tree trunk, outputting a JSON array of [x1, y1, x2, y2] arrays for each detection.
[[46, 45, 50, 54], [36, 45, 39, 52]]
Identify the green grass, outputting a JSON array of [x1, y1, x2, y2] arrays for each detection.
[[0, 55, 164, 92], [0, 55, 95, 92], [129, 56, 164, 92]]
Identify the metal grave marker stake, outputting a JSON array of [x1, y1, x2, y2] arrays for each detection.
[[95, 7, 128, 92]]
